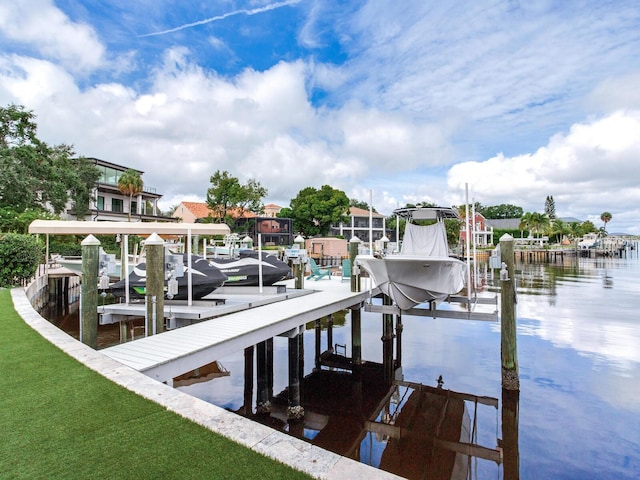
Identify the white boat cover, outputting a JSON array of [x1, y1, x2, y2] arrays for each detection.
[[401, 221, 449, 257]]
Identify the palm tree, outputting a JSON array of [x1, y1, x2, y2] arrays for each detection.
[[118, 169, 143, 221], [600, 212, 612, 234]]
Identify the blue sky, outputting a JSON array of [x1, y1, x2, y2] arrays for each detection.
[[1, 0, 639, 233]]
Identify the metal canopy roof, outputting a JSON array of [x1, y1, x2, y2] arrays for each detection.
[[392, 206, 460, 221], [28, 220, 230, 236]]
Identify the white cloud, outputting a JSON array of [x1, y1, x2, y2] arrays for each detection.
[[447, 110, 640, 233], [0, 0, 105, 73]]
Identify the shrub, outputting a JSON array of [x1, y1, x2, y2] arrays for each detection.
[[0, 233, 42, 287]]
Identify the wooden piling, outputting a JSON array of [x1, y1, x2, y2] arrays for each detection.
[[144, 233, 165, 335], [500, 234, 519, 390], [256, 340, 270, 413], [80, 234, 100, 349], [351, 306, 362, 373], [349, 237, 361, 292], [314, 318, 322, 370], [382, 294, 395, 384], [287, 329, 304, 419]]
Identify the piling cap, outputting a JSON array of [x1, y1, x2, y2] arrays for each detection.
[[145, 232, 164, 245], [350, 235, 361, 243], [81, 234, 101, 246], [500, 233, 514, 242]]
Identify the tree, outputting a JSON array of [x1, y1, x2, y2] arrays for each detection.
[[206, 170, 267, 224], [600, 212, 612, 233], [0, 233, 41, 287], [287, 185, 350, 237], [544, 196, 556, 219], [0, 104, 100, 219], [481, 204, 524, 219], [519, 212, 550, 237], [118, 169, 144, 221]]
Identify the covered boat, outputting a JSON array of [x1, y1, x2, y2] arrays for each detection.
[[356, 207, 467, 310], [207, 250, 292, 286], [109, 254, 228, 300]]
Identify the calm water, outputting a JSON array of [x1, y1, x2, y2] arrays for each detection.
[[42, 250, 640, 479], [176, 251, 640, 480]]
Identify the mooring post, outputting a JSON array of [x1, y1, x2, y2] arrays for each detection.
[[294, 235, 305, 289], [80, 234, 100, 349], [349, 236, 361, 292], [145, 233, 165, 335], [267, 337, 274, 398], [500, 233, 519, 390], [395, 312, 403, 368], [327, 314, 334, 353]]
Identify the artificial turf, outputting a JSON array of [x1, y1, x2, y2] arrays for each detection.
[[0, 288, 312, 480]]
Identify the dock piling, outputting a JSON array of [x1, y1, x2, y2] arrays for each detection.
[[80, 235, 100, 348], [500, 234, 519, 390], [144, 233, 165, 335]]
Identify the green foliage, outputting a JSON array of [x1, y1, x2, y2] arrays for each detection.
[[206, 170, 267, 224], [0, 206, 57, 234], [600, 211, 612, 232], [519, 212, 550, 237], [288, 185, 350, 237], [0, 104, 100, 217], [480, 203, 524, 219], [0, 233, 42, 286], [118, 169, 144, 221], [49, 237, 83, 257]]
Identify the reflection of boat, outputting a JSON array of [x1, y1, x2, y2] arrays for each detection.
[[356, 207, 467, 310], [207, 250, 292, 286], [109, 254, 228, 300]]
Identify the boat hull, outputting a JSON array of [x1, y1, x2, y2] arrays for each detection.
[[356, 255, 467, 310]]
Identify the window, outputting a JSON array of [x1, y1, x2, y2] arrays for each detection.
[[131, 201, 137, 215], [97, 196, 104, 210], [112, 198, 123, 213]]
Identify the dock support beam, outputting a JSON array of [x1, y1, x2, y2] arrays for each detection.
[[314, 318, 321, 370], [145, 233, 165, 336], [500, 234, 519, 390], [243, 346, 254, 415], [287, 328, 304, 419], [351, 305, 362, 374], [80, 235, 100, 349], [256, 340, 271, 414], [382, 294, 395, 384]]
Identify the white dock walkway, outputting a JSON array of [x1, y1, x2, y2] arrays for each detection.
[[101, 278, 375, 383]]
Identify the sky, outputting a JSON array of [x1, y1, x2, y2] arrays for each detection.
[[1, 0, 639, 234]]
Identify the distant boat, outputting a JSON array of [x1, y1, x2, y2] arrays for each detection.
[[109, 254, 228, 300], [356, 207, 467, 310], [207, 250, 292, 286]]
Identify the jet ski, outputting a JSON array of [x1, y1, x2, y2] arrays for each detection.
[[207, 250, 292, 286], [109, 254, 228, 300]]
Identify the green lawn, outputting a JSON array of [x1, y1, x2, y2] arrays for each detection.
[[0, 288, 312, 480]]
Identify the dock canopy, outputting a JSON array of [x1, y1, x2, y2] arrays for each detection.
[[28, 220, 230, 236]]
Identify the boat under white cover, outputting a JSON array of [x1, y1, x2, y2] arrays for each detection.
[[356, 207, 467, 310]]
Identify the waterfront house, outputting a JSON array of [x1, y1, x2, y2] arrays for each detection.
[[330, 207, 387, 244], [59, 158, 168, 222]]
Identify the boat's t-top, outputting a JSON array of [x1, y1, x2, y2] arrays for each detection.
[[392, 206, 460, 222]]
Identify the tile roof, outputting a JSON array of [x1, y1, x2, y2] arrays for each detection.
[[179, 201, 257, 219], [350, 207, 385, 217]]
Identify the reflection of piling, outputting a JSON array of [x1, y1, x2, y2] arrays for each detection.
[[243, 346, 254, 415], [145, 233, 165, 336], [502, 388, 520, 480], [500, 234, 519, 390], [80, 235, 100, 348]]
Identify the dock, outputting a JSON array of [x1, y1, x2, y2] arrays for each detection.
[[101, 279, 376, 383]]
